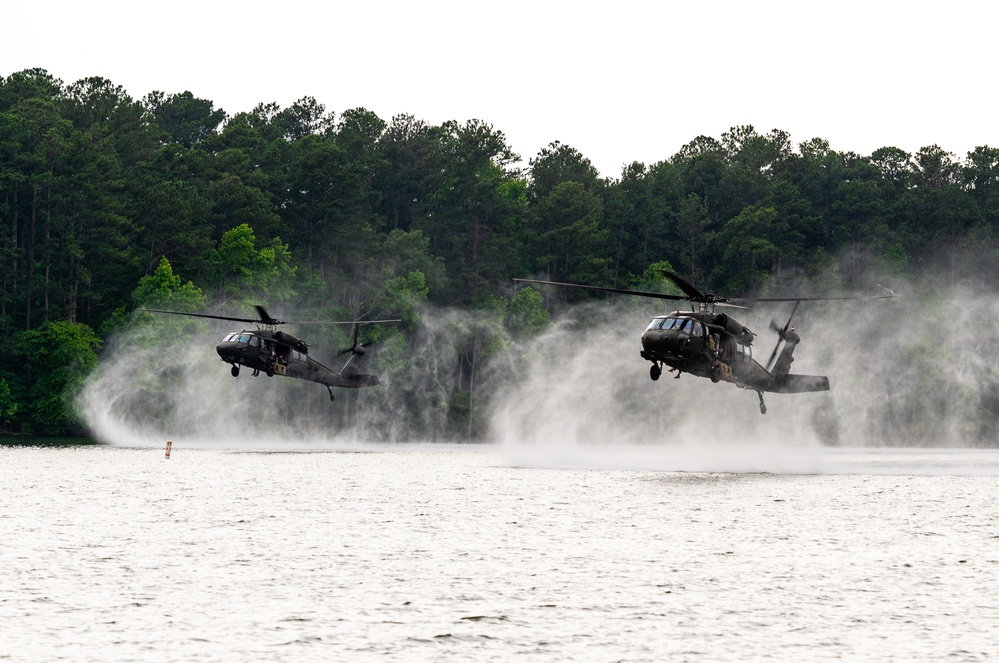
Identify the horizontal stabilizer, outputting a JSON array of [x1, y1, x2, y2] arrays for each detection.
[[772, 374, 830, 393]]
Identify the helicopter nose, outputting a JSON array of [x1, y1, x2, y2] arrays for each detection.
[[642, 330, 679, 353], [216, 342, 236, 361]]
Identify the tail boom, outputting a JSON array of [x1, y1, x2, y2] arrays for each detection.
[[770, 374, 830, 393]]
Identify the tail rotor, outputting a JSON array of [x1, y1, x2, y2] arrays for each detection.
[[338, 324, 364, 356], [765, 300, 801, 372]]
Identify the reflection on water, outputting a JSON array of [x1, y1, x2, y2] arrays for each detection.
[[1, 445, 997, 662]]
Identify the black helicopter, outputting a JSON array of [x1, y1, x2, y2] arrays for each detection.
[[144, 306, 400, 401], [515, 272, 895, 414]]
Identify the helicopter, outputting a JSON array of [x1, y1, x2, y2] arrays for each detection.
[[514, 272, 895, 414], [144, 305, 400, 401]]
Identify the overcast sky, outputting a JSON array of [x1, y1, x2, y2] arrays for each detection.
[[4, 0, 995, 177]]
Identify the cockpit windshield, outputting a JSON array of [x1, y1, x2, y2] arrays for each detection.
[[677, 319, 704, 336], [645, 316, 704, 334], [647, 316, 681, 331]]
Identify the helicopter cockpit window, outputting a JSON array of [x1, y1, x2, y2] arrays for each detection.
[[236, 333, 251, 345], [646, 318, 666, 331], [249, 335, 261, 348], [678, 319, 702, 335], [662, 317, 679, 330]]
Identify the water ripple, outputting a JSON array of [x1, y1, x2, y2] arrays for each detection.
[[2, 446, 998, 661]]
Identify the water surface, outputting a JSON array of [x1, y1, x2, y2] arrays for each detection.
[[2, 445, 996, 661]]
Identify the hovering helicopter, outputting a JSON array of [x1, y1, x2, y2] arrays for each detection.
[[514, 272, 895, 414], [144, 306, 400, 401]]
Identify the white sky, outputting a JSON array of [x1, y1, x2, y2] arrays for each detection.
[[4, 0, 995, 177]]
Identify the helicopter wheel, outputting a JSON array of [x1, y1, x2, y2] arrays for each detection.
[[650, 364, 662, 381], [266, 364, 275, 377], [709, 366, 721, 383], [231, 365, 240, 378], [757, 392, 767, 415]]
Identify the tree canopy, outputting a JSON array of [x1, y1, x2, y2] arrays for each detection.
[[2, 69, 998, 438]]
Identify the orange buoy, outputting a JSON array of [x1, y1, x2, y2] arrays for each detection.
[[165, 440, 172, 458]]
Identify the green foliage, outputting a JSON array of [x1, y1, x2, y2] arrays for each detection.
[[0, 377, 18, 428], [206, 224, 296, 302], [144, 90, 227, 148], [639, 260, 682, 290], [6, 70, 999, 439], [132, 256, 206, 311], [875, 242, 909, 276], [531, 180, 610, 287], [716, 206, 788, 292], [125, 257, 207, 345], [14, 321, 102, 434], [504, 286, 550, 336], [379, 270, 429, 328]]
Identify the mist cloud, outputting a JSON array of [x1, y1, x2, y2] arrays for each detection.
[[78, 275, 999, 456]]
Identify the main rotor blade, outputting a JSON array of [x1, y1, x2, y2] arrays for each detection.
[[144, 308, 402, 327], [728, 294, 897, 303], [255, 305, 282, 325], [658, 270, 705, 300], [513, 278, 688, 302], [765, 341, 781, 373], [286, 319, 403, 325], [782, 300, 801, 334], [142, 309, 265, 324], [516, 277, 897, 308]]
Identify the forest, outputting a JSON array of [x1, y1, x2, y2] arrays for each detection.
[[2, 67, 998, 439]]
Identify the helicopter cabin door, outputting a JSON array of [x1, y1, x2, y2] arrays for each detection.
[[677, 318, 706, 354]]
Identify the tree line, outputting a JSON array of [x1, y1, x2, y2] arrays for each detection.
[[2, 67, 998, 436]]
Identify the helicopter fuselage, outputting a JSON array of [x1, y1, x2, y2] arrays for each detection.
[[510, 272, 879, 414], [216, 330, 378, 389], [639, 311, 827, 397]]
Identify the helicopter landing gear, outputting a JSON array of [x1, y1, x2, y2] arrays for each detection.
[[266, 363, 275, 377], [757, 391, 767, 415], [231, 365, 240, 377], [327, 385, 336, 402], [650, 363, 662, 381], [709, 365, 721, 383]]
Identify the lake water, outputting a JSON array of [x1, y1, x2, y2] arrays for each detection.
[[2, 443, 998, 662]]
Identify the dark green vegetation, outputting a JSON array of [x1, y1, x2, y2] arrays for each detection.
[[0, 436, 99, 446], [2, 68, 998, 437]]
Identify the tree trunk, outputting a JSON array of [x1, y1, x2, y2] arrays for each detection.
[[43, 183, 51, 323], [68, 209, 79, 323], [8, 190, 19, 321], [25, 186, 37, 330], [467, 333, 476, 440]]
